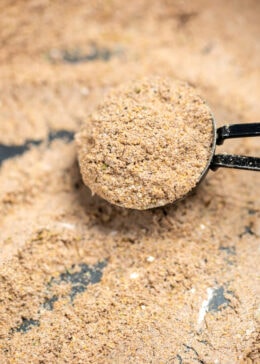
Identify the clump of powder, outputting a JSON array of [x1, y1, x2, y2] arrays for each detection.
[[76, 76, 214, 209]]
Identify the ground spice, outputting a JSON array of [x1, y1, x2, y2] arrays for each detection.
[[76, 77, 214, 209], [0, 1, 259, 363]]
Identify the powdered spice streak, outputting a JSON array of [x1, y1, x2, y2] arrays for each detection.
[[76, 76, 214, 209]]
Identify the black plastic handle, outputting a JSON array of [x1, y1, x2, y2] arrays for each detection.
[[211, 154, 260, 171], [216, 123, 260, 145], [211, 123, 260, 171]]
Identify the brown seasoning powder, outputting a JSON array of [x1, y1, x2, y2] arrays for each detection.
[[76, 77, 214, 209], [0, 1, 259, 363]]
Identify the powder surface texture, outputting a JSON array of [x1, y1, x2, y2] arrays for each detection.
[[0, 1, 259, 363], [76, 77, 214, 209]]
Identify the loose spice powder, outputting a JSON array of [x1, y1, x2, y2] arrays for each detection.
[[76, 77, 214, 209], [0, 1, 259, 363]]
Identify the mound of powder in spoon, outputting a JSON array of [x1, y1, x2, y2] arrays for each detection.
[[76, 76, 215, 209]]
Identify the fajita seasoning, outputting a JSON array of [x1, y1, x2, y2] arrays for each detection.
[[76, 77, 214, 209]]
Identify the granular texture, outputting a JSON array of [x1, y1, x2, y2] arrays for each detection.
[[0, 1, 259, 363], [76, 77, 214, 209]]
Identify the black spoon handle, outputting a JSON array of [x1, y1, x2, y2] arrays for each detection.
[[216, 123, 260, 145], [211, 154, 260, 171], [211, 123, 260, 171]]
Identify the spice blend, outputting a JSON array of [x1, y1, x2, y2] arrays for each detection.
[[76, 77, 214, 209], [0, 0, 259, 363]]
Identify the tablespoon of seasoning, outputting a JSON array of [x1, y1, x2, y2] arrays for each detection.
[[76, 76, 259, 210]]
